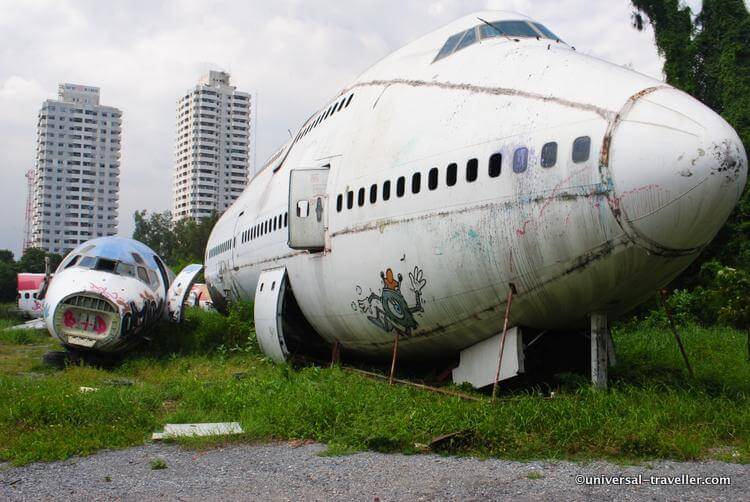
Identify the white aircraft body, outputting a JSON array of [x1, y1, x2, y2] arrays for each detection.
[[41, 237, 202, 356], [17, 273, 46, 318], [204, 12, 747, 375]]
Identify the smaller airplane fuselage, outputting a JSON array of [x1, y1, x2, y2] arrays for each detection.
[[42, 237, 200, 354]]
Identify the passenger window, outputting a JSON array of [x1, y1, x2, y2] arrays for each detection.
[[370, 184, 377, 204], [412, 172, 421, 194], [447, 163, 457, 186], [336, 194, 342, 212], [383, 181, 391, 201], [455, 28, 477, 51], [24, 293, 29, 299], [428, 168, 438, 190], [489, 153, 502, 177], [347, 190, 354, 209], [358, 188, 365, 207], [466, 158, 478, 182], [513, 147, 528, 173], [397, 177, 405, 197], [297, 200, 309, 218], [273, 217, 277, 231], [284, 212, 288, 227], [541, 142, 557, 168], [573, 136, 591, 163], [346, 94, 353, 107]]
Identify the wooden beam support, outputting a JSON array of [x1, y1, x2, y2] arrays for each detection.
[[591, 312, 608, 389], [659, 289, 694, 377]]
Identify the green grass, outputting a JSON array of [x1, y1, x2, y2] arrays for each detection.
[[0, 307, 748, 466], [149, 458, 167, 470]]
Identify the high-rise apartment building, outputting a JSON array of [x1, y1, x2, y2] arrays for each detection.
[[30, 84, 122, 255], [172, 71, 251, 222]]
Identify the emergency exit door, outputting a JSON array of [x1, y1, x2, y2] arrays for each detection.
[[288, 167, 329, 250]]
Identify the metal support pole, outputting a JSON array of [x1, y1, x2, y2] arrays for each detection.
[[388, 333, 400, 385], [659, 289, 694, 377], [591, 312, 609, 389], [492, 283, 517, 401]]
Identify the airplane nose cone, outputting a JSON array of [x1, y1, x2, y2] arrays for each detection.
[[608, 87, 747, 253]]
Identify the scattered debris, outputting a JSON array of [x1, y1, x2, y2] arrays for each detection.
[[16, 372, 45, 380], [288, 439, 316, 448], [79, 387, 98, 393], [151, 422, 244, 440], [428, 430, 475, 451], [8, 319, 45, 331], [103, 378, 135, 387]]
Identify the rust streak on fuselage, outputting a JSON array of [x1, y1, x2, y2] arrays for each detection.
[[345, 79, 617, 119]]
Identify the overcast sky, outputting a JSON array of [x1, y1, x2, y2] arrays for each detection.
[[0, 0, 708, 257]]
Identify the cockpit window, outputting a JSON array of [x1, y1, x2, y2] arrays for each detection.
[[115, 262, 136, 278], [435, 32, 464, 60], [64, 255, 80, 269], [455, 28, 477, 51], [532, 22, 561, 41], [79, 256, 97, 268], [94, 258, 117, 273], [435, 19, 563, 62], [493, 20, 540, 38], [137, 266, 150, 284]]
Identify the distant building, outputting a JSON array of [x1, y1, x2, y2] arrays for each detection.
[[171, 71, 252, 222], [30, 84, 122, 255]]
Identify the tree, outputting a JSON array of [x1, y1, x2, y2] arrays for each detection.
[[132, 210, 218, 270], [632, 0, 750, 281], [133, 210, 175, 259], [0, 250, 14, 264], [16, 248, 62, 274], [0, 261, 17, 303], [172, 212, 219, 266]]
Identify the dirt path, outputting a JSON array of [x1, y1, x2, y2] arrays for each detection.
[[1, 443, 745, 501]]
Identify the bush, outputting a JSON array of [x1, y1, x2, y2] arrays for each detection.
[[144, 301, 256, 356], [646, 262, 750, 330]]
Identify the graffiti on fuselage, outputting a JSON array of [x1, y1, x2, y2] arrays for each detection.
[[353, 266, 427, 337], [121, 297, 162, 338]]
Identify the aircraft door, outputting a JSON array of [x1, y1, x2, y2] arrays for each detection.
[[232, 210, 246, 269], [288, 167, 330, 251], [254, 267, 290, 362]]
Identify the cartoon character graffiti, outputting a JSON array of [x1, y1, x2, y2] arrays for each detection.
[[354, 266, 427, 337]]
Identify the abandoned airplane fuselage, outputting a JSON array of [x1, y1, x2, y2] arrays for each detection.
[[43, 237, 202, 355], [204, 11, 748, 362]]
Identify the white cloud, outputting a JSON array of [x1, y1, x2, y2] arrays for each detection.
[[0, 0, 666, 257]]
